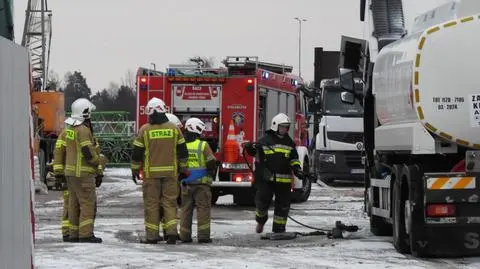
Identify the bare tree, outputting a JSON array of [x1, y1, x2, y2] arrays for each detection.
[[121, 69, 136, 89]]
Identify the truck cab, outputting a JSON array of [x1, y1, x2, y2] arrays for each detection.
[[309, 78, 365, 184]]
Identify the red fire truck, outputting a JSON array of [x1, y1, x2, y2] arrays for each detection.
[[136, 56, 312, 205]]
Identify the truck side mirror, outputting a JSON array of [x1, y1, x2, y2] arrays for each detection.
[[339, 68, 355, 92], [341, 91, 355, 105]]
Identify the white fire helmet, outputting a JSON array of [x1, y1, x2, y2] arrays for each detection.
[[65, 98, 96, 126], [270, 113, 291, 132], [166, 113, 183, 128], [185, 117, 206, 135], [145, 97, 167, 115]]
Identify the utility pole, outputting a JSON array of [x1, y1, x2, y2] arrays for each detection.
[[294, 17, 307, 78]]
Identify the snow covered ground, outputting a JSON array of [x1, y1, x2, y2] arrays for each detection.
[[33, 168, 480, 269]]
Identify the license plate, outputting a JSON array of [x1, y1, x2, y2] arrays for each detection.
[[351, 169, 364, 174]]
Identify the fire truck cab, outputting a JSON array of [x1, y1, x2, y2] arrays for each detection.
[[136, 56, 312, 205]]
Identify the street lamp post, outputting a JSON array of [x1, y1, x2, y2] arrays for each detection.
[[294, 17, 307, 78]]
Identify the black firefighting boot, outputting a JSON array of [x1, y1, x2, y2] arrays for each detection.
[[166, 235, 177, 245], [256, 223, 264, 233], [78, 235, 103, 243], [164, 230, 180, 241]]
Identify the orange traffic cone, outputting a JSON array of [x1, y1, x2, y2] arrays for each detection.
[[224, 120, 239, 163]]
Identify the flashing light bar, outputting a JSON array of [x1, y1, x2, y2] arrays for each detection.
[[167, 76, 227, 83], [262, 71, 269, 79]]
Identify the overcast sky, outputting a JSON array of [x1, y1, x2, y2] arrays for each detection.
[[13, 0, 450, 92]]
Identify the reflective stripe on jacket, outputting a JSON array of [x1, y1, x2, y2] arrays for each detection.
[[54, 124, 100, 178], [185, 139, 216, 185], [132, 122, 187, 179], [257, 131, 301, 183]]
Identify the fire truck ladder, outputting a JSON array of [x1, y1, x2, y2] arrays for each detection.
[[223, 56, 293, 74], [22, 0, 52, 91], [166, 64, 227, 77]]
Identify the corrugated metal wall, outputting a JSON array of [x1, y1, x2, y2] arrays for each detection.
[[0, 36, 33, 269]]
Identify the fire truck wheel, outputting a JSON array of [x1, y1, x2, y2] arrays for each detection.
[[233, 189, 256, 206], [392, 164, 410, 254], [211, 191, 219, 205]]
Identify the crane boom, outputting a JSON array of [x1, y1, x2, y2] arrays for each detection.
[[22, 0, 52, 91]]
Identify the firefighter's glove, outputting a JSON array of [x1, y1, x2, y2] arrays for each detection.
[[293, 169, 306, 180], [131, 171, 139, 185], [95, 175, 103, 188], [244, 142, 257, 156]]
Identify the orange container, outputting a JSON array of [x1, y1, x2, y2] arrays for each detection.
[[31, 92, 65, 134]]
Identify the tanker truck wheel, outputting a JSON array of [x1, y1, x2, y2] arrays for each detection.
[[392, 164, 410, 254], [403, 165, 428, 257]]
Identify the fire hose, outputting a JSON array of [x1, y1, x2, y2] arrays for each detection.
[[242, 143, 359, 239]]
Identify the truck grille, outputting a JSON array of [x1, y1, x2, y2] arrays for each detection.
[[345, 151, 363, 168], [327, 132, 363, 144]]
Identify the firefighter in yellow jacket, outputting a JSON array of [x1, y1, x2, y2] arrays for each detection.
[[179, 117, 217, 244], [54, 144, 107, 242], [131, 97, 189, 244], [53, 98, 102, 243]]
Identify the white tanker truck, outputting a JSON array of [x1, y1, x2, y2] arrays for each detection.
[[339, 0, 480, 257]]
